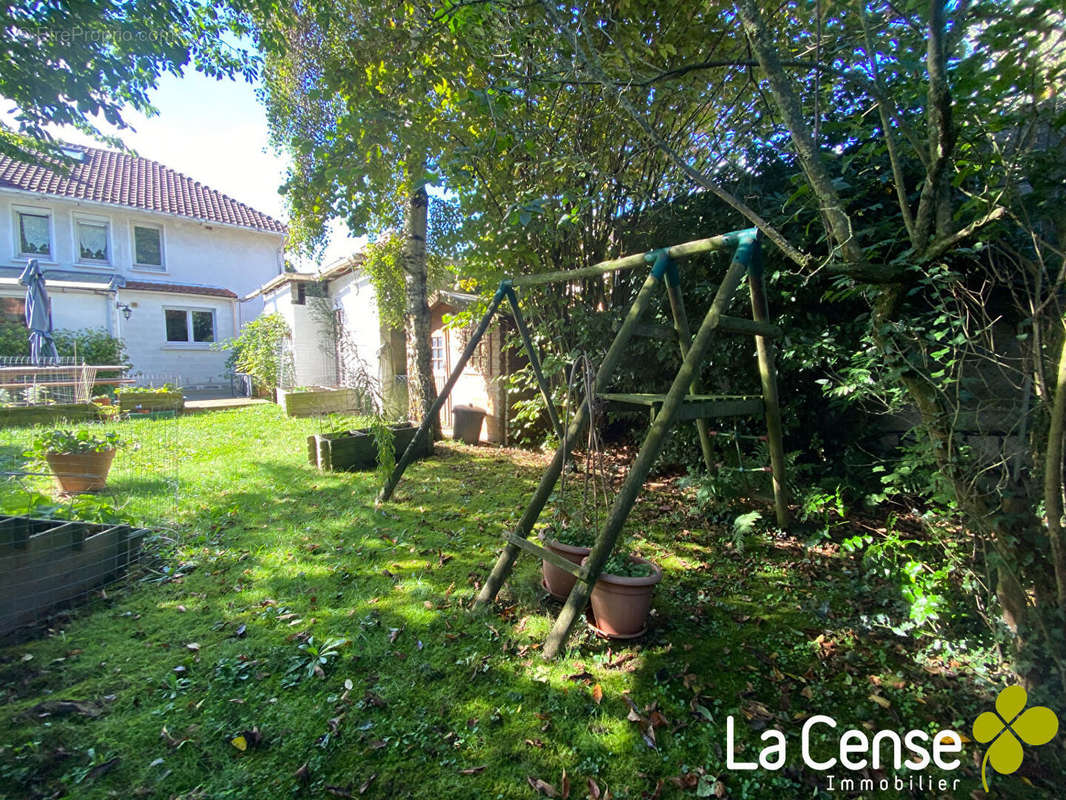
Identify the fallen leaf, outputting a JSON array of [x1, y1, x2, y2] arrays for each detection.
[[561, 768, 570, 799], [459, 766, 487, 775], [234, 624, 247, 638], [294, 763, 311, 784], [358, 773, 376, 794], [527, 776, 557, 797], [591, 684, 604, 705], [868, 694, 891, 709], [86, 757, 120, 781]]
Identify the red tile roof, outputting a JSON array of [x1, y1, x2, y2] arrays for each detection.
[[0, 145, 286, 235], [124, 280, 238, 299]]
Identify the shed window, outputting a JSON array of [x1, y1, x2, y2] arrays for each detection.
[[431, 333, 446, 371]]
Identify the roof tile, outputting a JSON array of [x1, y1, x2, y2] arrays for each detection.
[[0, 146, 286, 235]]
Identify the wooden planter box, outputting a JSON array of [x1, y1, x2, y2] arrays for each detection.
[[117, 391, 184, 414], [308, 423, 430, 472], [279, 387, 360, 417], [0, 403, 99, 427], [0, 515, 147, 635]]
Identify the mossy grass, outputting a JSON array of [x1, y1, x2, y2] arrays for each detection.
[[0, 406, 1051, 798]]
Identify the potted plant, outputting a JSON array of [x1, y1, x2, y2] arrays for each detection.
[[582, 549, 662, 639], [31, 429, 127, 493], [540, 518, 597, 600]]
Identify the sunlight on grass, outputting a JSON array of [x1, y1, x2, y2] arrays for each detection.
[[0, 405, 1030, 798]]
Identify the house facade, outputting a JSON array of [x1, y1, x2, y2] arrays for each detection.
[[0, 145, 286, 387], [257, 258, 513, 442]]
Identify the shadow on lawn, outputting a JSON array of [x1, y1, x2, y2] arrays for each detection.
[[8, 436, 1041, 799]]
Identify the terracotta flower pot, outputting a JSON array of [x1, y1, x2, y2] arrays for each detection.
[[45, 449, 116, 493], [583, 555, 662, 639], [541, 539, 591, 600]]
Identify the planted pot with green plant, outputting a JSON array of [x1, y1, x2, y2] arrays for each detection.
[[30, 429, 127, 493], [582, 548, 662, 639], [540, 517, 597, 600]]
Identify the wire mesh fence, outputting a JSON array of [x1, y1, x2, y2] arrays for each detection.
[[0, 413, 180, 637]]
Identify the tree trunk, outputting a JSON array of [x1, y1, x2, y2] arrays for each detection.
[[403, 185, 440, 439]]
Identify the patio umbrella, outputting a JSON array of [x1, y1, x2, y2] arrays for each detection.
[[18, 258, 60, 365]]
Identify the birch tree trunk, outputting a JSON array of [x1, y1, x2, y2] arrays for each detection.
[[403, 184, 440, 439]]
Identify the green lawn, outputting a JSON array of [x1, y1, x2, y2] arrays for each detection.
[[0, 406, 1057, 799]]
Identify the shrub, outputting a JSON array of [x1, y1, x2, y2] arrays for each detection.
[[0, 322, 127, 364], [215, 313, 290, 396]]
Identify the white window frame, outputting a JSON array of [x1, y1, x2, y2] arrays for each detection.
[[12, 204, 55, 261], [72, 212, 113, 268], [162, 306, 217, 348], [430, 332, 446, 372], [130, 221, 166, 271]]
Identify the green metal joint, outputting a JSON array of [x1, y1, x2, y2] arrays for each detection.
[[665, 260, 681, 288], [495, 280, 511, 300], [644, 247, 668, 266], [649, 252, 672, 280], [732, 229, 760, 272]]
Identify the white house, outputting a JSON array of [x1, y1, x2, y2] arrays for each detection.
[[0, 144, 286, 387], [254, 256, 514, 441]]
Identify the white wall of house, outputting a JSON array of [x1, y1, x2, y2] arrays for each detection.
[[329, 271, 383, 378], [262, 282, 335, 387], [115, 290, 238, 385], [0, 188, 284, 383]]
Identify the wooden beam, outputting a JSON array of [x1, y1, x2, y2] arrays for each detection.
[[474, 266, 664, 609], [717, 315, 782, 338], [510, 231, 747, 288], [543, 253, 751, 659], [503, 532, 585, 579], [749, 265, 790, 529]]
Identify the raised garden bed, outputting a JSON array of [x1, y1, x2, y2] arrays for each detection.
[[0, 403, 99, 427], [117, 390, 184, 414], [0, 515, 147, 635], [279, 386, 361, 417], [308, 423, 430, 471]]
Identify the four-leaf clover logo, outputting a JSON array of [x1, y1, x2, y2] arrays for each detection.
[[972, 685, 1058, 791]]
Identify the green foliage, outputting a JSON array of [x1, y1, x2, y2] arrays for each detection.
[[29, 428, 126, 457], [0, 486, 129, 525], [0, 0, 272, 163], [114, 384, 181, 395], [368, 417, 397, 491], [215, 313, 290, 394], [0, 322, 127, 365], [842, 516, 954, 631], [361, 234, 407, 330], [601, 551, 653, 578], [542, 517, 596, 549], [52, 328, 128, 365], [283, 636, 348, 686]]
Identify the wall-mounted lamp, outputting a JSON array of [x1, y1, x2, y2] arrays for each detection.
[[116, 302, 133, 320]]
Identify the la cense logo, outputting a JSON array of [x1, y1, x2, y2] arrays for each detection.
[[973, 686, 1058, 792], [722, 685, 1058, 793]]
